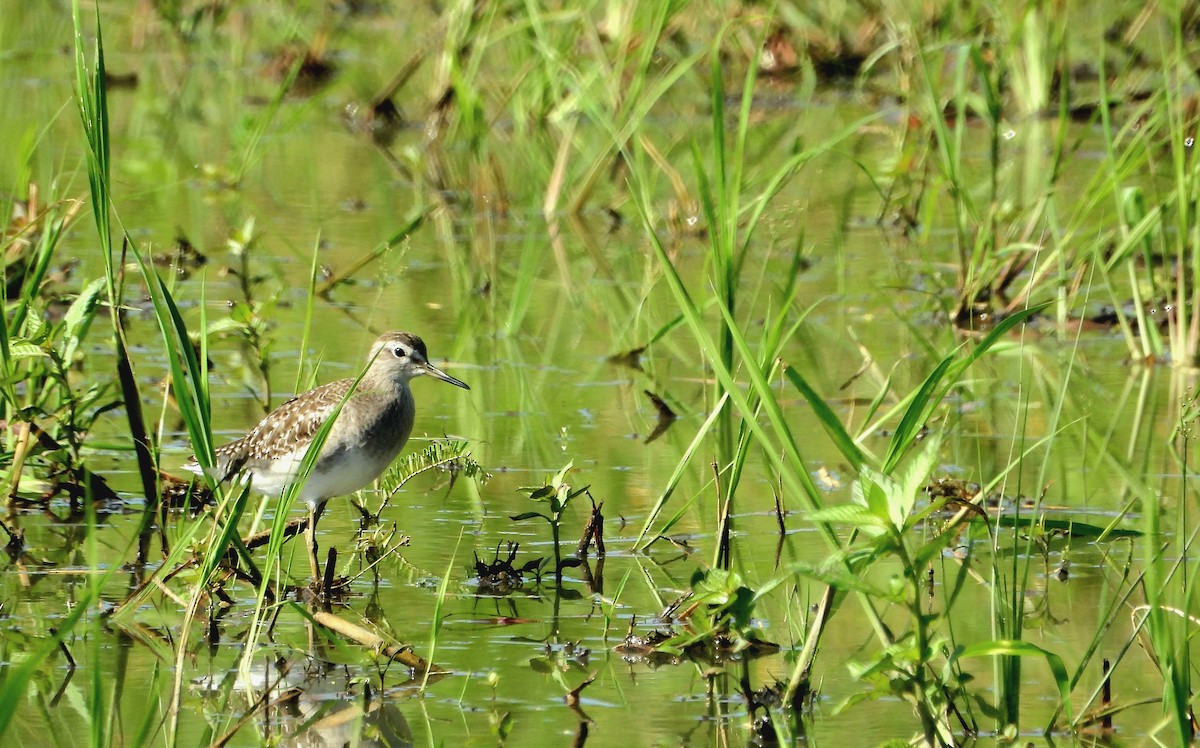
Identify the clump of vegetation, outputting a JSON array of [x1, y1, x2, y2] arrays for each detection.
[[3, 0, 1198, 745]]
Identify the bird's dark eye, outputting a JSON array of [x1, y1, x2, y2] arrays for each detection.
[[392, 346, 405, 358]]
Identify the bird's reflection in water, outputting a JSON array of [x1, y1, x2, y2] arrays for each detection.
[[278, 695, 414, 748], [197, 658, 416, 748]]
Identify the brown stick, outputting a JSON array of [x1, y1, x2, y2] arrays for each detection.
[[1101, 658, 1113, 732], [310, 610, 437, 673], [240, 518, 308, 550], [6, 421, 31, 501], [575, 498, 605, 558]]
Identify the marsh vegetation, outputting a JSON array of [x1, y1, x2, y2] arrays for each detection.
[[2, 1, 1199, 745]]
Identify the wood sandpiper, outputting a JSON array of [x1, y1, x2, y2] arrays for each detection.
[[182, 331, 469, 586]]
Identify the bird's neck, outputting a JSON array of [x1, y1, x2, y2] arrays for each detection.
[[356, 370, 408, 396]]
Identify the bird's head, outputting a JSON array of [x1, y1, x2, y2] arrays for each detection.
[[367, 331, 470, 390]]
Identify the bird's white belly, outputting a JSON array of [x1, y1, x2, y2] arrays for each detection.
[[247, 445, 399, 503]]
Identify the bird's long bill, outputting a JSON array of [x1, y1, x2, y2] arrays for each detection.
[[424, 362, 470, 389]]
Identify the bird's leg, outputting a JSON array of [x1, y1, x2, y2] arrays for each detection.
[[307, 501, 326, 586]]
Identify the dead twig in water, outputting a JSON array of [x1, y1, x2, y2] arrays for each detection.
[[576, 493, 605, 558], [310, 609, 437, 673], [240, 518, 307, 550]]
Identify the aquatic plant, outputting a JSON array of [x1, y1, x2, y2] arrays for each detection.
[[6, 1, 1200, 744], [511, 461, 589, 588]]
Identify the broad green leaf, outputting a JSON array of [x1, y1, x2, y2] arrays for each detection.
[[791, 560, 896, 600], [808, 504, 886, 529], [552, 461, 573, 486], [61, 277, 106, 361], [6, 341, 47, 360], [510, 512, 549, 522], [994, 515, 1141, 538], [957, 639, 1071, 723], [894, 434, 941, 529], [527, 485, 554, 500]]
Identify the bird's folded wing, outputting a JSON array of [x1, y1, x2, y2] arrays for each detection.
[[232, 378, 355, 462]]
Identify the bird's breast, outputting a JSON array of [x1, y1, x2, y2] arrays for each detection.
[[298, 387, 415, 499]]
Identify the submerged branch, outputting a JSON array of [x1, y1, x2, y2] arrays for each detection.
[[310, 609, 438, 673]]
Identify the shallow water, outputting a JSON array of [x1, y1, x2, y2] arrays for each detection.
[[1, 2, 1192, 745]]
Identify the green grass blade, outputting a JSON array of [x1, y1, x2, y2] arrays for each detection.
[[783, 365, 871, 470]]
